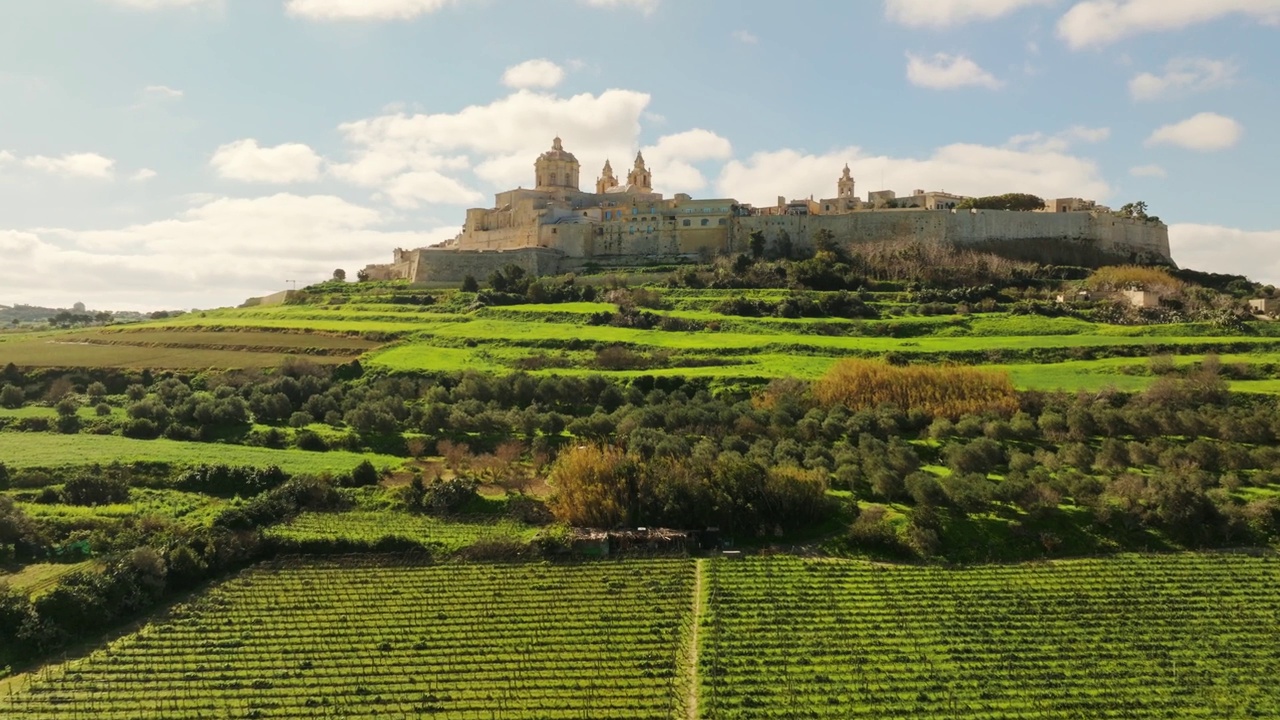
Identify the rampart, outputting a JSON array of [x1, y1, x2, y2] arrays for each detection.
[[735, 209, 1172, 267], [365, 209, 1172, 284], [408, 247, 566, 283]]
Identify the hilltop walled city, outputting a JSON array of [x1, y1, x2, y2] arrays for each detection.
[[364, 137, 1174, 283]]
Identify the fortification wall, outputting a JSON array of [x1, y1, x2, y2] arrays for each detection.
[[409, 247, 564, 283], [734, 210, 1172, 267]]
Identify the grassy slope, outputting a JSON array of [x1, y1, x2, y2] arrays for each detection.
[[0, 433, 403, 473]]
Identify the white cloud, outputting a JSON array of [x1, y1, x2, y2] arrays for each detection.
[[1145, 112, 1243, 152], [1170, 224, 1280, 285], [284, 0, 458, 20], [132, 168, 159, 182], [141, 84, 183, 100], [382, 171, 485, 208], [1129, 164, 1167, 178], [2, 194, 452, 309], [1129, 58, 1239, 101], [906, 53, 1003, 90], [733, 30, 759, 44], [502, 59, 566, 90], [717, 136, 1110, 208], [287, 0, 653, 21], [886, 0, 1055, 27], [581, 0, 659, 12], [1059, 0, 1280, 49], [1007, 125, 1110, 152], [101, 0, 219, 8], [638, 129, 734, 193], [334, 87, 651, 195], [21, 153, 116, 180], [210, 139, 324, 184]]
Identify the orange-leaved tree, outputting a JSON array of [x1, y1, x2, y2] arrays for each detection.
[[813, 359, 1017, 420]]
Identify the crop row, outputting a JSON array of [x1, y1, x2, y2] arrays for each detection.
[[1, 558, 696, 720], [4, 554, 1279, 719], [699, 554, 1280, 719]]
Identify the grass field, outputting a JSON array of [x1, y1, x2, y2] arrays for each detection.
[[0, 327, 381, 369], [0, 561, 97, 597], [0, 557, 697, 719], [0, 434, 403, 474], [267, 510, 538, 552], [4, 552, 1279, 718], [7, 286, 1280, 393]]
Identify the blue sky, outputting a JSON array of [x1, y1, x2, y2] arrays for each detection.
[[1, 0, 1278, 310]]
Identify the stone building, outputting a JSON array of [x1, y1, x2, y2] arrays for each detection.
[[363, 137, 1175, 283]]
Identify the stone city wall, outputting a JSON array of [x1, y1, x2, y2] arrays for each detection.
[[409, 247, 565, 283], [734, 209, 1172, 267]]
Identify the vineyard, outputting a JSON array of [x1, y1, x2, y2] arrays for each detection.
[[699, 554, 1280, 719], [4, 553, 1280, 718], [0, 557, 697, 719], [266, 511, 538, 553]]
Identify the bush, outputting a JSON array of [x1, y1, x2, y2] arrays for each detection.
[[62, 474, 130, 506], [0, 385, 23, 409], [345, 460, 381, 488], [295, 430, 328, 452]]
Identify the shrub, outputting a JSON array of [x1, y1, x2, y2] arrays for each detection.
[[0, 385, 23, 409], [295, 430, 328, 452], [345, 460, 381, 488], [62, 474, 130, 506]]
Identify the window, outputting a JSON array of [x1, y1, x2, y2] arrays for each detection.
[[632, 208, 639, 215], [701, 219, 710, 227], [718, 218, 726, 226], [683, 219, 691, 227]]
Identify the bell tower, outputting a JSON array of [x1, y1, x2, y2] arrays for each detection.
[[534, 136, 581, 192], [627, 151, 652, 193], [596, 159, 618, 194], [838, 164, 856, 199]]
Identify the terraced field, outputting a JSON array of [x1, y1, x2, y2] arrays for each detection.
[[0, 557, 697, 719], [0, 434, 404, 474], [6, 287, 1280, 391], [0, 327, 382, 368]]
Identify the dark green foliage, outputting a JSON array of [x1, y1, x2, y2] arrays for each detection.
[[0, 384, 23, 409], [957, 193, 1046, 212], [345, 460, 381, 488], [61, 474, 130, 506], [403, 476, 481, 516], [175, 464, 289, 498]]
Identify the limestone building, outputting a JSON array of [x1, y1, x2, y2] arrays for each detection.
[[364, 137, 1174, 283]]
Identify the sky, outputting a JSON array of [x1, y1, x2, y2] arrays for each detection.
[[1, 0, 1278, 311]]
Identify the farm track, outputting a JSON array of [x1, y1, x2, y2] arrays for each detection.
[[685, 558, 706, 720]]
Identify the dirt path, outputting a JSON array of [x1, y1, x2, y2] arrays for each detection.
[[685, 558, 706, 720]]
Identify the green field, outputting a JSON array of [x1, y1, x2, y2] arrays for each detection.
[[0, 562, 97, 597], [6, 285, 1280, 393], [700, 554, 1280, 718], [0, 557, 697, 719], [4, 553, 1280, 718], [0, 434, 403, 474], [267, 510, 538, 552]]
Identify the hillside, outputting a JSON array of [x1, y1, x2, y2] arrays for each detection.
[[1, 252, 1278, 717]]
